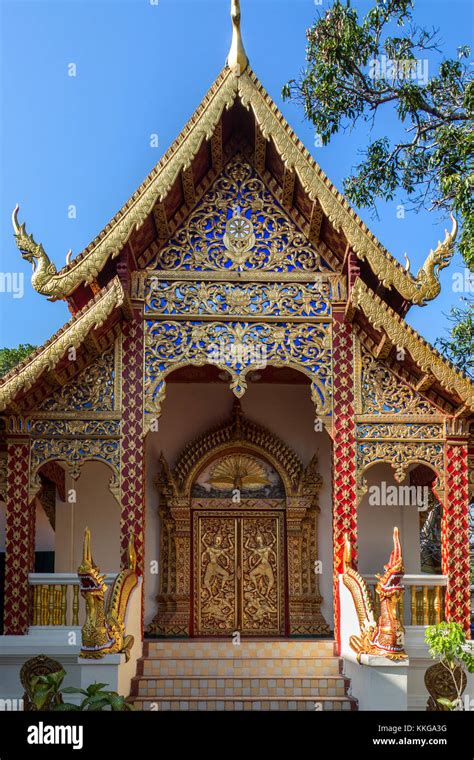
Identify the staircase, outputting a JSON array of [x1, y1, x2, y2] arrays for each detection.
[[130, 639, 357, 711]]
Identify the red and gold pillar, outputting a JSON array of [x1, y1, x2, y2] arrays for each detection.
[[332, 309, 358, 652], [442, 437, 471, 635], [120, 316, 145, 573], [3, 435, 34, 634]]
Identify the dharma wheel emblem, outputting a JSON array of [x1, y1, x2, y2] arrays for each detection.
[[223, 206, 256, 266]]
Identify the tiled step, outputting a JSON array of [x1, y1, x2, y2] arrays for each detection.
[[131, 674, 349, 698], [138, 656, 342, 678], [144, 640, 335, 658], [130, 639, 357, 711], [131, 696, 357, 711]]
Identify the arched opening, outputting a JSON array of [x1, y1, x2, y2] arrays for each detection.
[[144, 363, 332, 637], [357, 462, 424, 576], [410, 464, 443, 575], [54, 460, 120, 574], [24, 460, 120, 631]]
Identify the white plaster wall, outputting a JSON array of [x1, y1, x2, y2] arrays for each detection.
[[358, 463, 422, 575], [54, 462, 120, 574], [143, 382, 334, 629]]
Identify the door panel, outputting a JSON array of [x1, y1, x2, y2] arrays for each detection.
[[241, 515, 284, 635], [193, 510, 286, 636], [196, 516, 237, 635]]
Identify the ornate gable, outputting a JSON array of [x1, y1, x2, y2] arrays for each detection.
[[36, 348, 115, 413], [150, 156, 334, 275], [357, 344, 439, 417]]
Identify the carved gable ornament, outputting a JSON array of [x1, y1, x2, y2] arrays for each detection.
[[150, 156, 332, 274]]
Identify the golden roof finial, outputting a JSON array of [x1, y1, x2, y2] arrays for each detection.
[[227, 0, 248, 76]]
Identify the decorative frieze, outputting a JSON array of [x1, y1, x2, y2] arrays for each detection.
[[356, 423, 444, 441], [29, 419, 120, 437], [145, 280, 333, 318], [144, 319, 332, 420]]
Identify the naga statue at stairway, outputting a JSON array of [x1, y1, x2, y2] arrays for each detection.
[[343, 527, 408, 662], [78, 528, 139, 661]]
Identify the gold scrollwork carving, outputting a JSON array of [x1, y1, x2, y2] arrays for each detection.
[[238, 69, 456, 306], [356, 423, 444, 440], [360, 346, 437, 416], [170, 400, 303, 497], [30, 437, 120, 501], [0, 278, 124, 412], [356, 439, 444, 502], [29, 419, 120, 437], [36, 350, 115, 413], [145, 280, 333, 318], [144, 320, 332, 421], [352, 280, 474, 410], [151, 157, 329, 274]]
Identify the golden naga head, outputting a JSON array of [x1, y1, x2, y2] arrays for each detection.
[[403, 214, 459, 304], [78, 527, 107, 595], [376, 527, 405, 598], [228, 0, 248, 76], [11, 204, 50, 268], [428, 214, 458, 273]]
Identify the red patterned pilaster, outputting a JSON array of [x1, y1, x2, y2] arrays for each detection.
[[442, 439, 470, 635], [3, 438, 34, 634], [120, 317, 145, 572], [332, 311, 358, 652]]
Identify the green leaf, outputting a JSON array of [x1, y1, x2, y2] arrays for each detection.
[[0, 345, 37, 378], [61, 687, 88, 696], [85, 683, 109, 695]]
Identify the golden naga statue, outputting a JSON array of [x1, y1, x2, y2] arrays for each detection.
[[12, 205, 60, 301], [343, 527, 408, 662], [78, 528, 139, 661], [403, 215, 458, 305]]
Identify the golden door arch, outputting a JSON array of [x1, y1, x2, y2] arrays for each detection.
[[148, 401, 329, 637]]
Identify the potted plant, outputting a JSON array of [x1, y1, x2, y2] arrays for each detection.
[[425, 622, 474, 710]]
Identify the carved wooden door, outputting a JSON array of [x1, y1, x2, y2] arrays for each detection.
[[193, 510, 286, 636]]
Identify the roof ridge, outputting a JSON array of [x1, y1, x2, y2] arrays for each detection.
[[351, 279, 474, 410], [0, 278, 124, 411], [13, 64, 456, 308], [240, 69, 457, 307], [13, 68, 239, 301]]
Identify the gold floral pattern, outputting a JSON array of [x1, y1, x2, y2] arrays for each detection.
[[151, 157, 329, 273]]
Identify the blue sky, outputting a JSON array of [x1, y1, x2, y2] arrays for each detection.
[[0, 0, 472, 349]]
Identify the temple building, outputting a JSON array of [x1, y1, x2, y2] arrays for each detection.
[[0, 2, 472, 711]]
